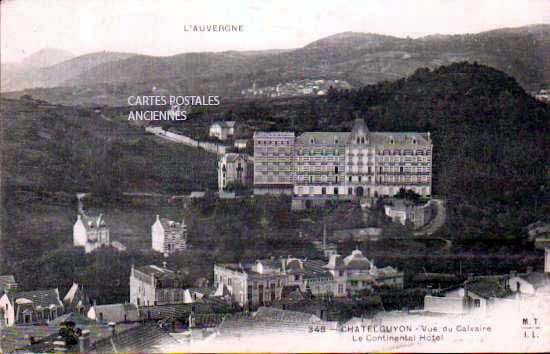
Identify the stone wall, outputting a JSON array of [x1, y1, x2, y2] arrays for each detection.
[[424, 295, 466, 314]]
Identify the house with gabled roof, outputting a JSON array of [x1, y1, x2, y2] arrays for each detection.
[[130, 264, 189, 307], [209, 121, 236, 141], [234, 139, 248, 150], [152, 215, 187, 255], [424, 278, 514, 315], [73, 213, 110, 253], [63, 283, 91, 315], [0, 288, 64, 326], [0, 275, 18, 294], [218, 153, 252, 191], [343, 249, 404, 292], [87, 303, 139, 323]]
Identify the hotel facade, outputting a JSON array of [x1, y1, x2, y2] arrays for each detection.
[[253, 119, 432, 198]]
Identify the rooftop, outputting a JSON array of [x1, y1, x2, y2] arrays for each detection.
[[91, 322, 179, 353], [520, 272, 550, 289], [253, 131, 295, 138], [6, 314, 138, 353], [134, 265, 180, 282], [78, 213, 108, 231], [223, 153, 250, 162], [211, 121, 236, 129], [8, 288, 62, 308], [156, 216, 186, 230], [0, 275, 16, 292], [296, 132, 350, 145], [290, 119, 431, 146], [343, 249, 374, 270], [253, 306, 322, 323], [464, 279, 513, 299]]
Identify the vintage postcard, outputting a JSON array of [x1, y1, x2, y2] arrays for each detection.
[[1, 0, 549, 352]]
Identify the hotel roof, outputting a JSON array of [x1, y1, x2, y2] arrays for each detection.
[[253, 131, 295, 138]]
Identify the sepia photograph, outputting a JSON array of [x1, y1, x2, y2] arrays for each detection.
[[0, 0, 549, 352]]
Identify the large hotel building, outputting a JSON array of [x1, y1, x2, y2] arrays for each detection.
[[253, 119, 432, 197]]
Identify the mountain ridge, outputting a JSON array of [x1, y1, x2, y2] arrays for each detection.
[[2, 24, 548, 100]]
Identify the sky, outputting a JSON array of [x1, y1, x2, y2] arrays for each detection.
[[1, 0, 548, 63]]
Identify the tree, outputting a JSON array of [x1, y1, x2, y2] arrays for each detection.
[[394, 188, 422, 204]]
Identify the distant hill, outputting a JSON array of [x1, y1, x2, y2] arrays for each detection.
[[39, 51, 138, 87], [64, 51, 254, 86], [1, 49, 76, 91], [1, 51, 138, 91], [3, 24, 549, 104], [20, 48, 75, 68]]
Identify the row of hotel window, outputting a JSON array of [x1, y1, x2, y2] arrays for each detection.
[[296, 186, 429, 195], [218, 275, 286, 289], [255, 152, 293, 157], [376, 156, 432, 162], [294, 175, 431, 183], [256, 174, 431, 183], [264, 166, 431, 173], [258, 158, 430, 165], [256, 149, 431, 156], [256, 138, 423, 146], [255, 140, 293, 145]]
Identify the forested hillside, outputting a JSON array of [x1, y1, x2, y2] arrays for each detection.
[[1, 97, 217, 195], [325, 62, 549, 240]]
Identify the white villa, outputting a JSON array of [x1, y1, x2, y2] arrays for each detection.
[[73, 214, 110, 253], [209, 121, 236, 141], [152, 215, 187, 255]]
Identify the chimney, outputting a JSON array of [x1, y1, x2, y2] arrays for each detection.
[[545, 247, 550, 274], [79, 329, 91, 352], [328, 254, 342, 269], [323, 223, 327, 250], [53, 340, 67, 352], [156, 214, 160, 221], [426, 285, 433, 295]]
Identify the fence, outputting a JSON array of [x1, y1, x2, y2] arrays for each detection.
[[145, 126, 227, 154]]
